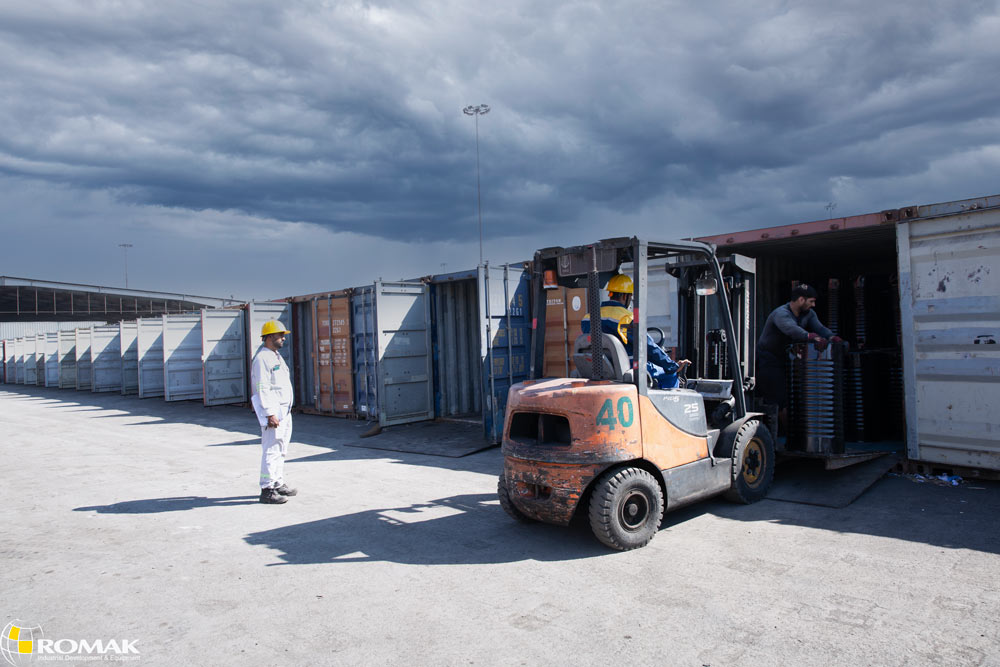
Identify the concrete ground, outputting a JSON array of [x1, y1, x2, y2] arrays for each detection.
[[2, 385, 999, 667]]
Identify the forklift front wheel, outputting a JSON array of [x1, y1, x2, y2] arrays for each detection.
[[724, 419, 775, 504], [588, 467, 664, 550], [498, 475, 533, 523]]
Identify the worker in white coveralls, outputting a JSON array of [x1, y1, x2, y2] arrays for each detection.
[[251, 320, 298, 504]]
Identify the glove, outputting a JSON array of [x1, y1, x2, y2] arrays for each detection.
[[831, 335, 844, 343], [807, 332, 828, 351]]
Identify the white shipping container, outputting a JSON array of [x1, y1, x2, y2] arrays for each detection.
[[58, 331, 77, 389], [44, 333, 59, 387], [120, 321, 139, 396], [897, 202, 1000, 471]]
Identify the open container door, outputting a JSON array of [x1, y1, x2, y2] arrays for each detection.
[[479, 263, 531, 444], [373, 281, 434, 427], [137, 317, 165, 398], [120, 322, 139, 395], [202, 309, 247, 406], [74, 329, 91, 390], [162, 313, 203, 402], [91, 326, 123, 392], [44, 333, 59, 387], [897, 200, 1000, 471], [246, 301, 292, 384], [57, 331, 76, 389]]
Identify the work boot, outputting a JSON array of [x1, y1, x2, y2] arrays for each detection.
[[275, 484, 298, 497], [259, 487, 288, 504]]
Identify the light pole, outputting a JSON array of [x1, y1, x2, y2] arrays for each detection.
[[119, 243, 133, 287], [463, 104, 490, 265]]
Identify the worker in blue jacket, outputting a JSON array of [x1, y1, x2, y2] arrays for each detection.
[[582, 274, 690, 389]]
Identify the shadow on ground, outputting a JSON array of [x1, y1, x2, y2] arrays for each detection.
[[244, 493, 611, 565], [74, 496, 260, 513]]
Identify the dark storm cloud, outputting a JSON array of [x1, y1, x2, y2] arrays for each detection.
[[1, 0, 999, 247]]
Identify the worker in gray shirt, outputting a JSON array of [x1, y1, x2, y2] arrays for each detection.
[[755, 284, 843, 426]]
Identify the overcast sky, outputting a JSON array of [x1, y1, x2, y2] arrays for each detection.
[[1, 1, 998, 300]]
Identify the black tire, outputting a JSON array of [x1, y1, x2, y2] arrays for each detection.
[[498, 475, 533, 523], [723, 419, 775, 503], [588, 467, 664, 550]]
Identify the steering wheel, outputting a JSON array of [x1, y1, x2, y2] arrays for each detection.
[[647, 326, 664, 346]]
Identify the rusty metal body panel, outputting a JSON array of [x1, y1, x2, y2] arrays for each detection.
[[501, 377, 722, 524], [638, 395, 710, 470]]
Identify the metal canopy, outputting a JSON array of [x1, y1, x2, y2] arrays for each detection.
[[0, 276, 236, 323]]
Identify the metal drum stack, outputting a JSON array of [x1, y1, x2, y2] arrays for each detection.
[[786, 341, 846, 454]]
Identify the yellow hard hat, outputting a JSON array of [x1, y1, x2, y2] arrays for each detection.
[[607, 274, 633, 295], [261, 320, 291, 337]]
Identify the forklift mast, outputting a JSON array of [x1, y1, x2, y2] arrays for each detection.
[[674, 254, 756, 386]]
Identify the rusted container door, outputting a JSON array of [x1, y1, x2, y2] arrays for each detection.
[[313, 293, 355, 415], [542, 287, 586, 377]]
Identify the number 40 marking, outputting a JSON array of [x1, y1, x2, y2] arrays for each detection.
[[596, 396, 634, 431]]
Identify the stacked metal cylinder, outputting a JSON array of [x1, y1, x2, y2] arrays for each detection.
[[786, 341, 846, 454]]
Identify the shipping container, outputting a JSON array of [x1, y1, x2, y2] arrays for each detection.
[[33, 334, 45, 386], [429, 272, 482, 419], [246, 302, 293, 374], [290, 291, 354, 415], [57, 330, 77, 389], [162, 313, 203, 402], [120, 321, 139, 395], [202, 309, 247, 406], [0, 321, 109, 340], [90, 325, 123, 393], [44, 333, 59, 387], [2, 340, 11, 383], [24, 335, 38, 385], [15, 338, 25, 384], [478, 264, 532, 443], [136, 317, 165, 398], [75, 328, 92, 390], [352, 282, 434, 427], [896, 200, 1000, 471], [697, 193, 1000, 472]]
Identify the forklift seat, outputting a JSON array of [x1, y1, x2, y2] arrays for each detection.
[[571, 333, 633, 383]]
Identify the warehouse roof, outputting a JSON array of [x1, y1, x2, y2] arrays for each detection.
[[0, 276, 238, 323]]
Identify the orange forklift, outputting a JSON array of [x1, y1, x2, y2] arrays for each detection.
[[498, 237, 775, 550]]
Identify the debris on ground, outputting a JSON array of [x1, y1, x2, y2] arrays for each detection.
[[889, 472, 963, 486]]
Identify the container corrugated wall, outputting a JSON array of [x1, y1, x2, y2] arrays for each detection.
[[91, 326, 123, 392], [137, 317, 165, 398], [120, 322, 139, 395], [352, 282, 434, 426], [34, 334, 45, 386], [431, 277, 482, 418], [201, 309, 247, 406], [246, 302, 293, 381], [163, 314, 203, 402], [58, 331, 77, 389], [897, 203, 1000, 470], [75, 329, 92, 390], [15, 338, 25, 383], [44, 333, 59, 387], [479, 264, 531, 443], [3, 340, 13, 383], [24, 335, 38, 385]]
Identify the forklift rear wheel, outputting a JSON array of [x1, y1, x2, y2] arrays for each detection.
[[723, 419, 775, 504], [498, 475, 533, 523], [588, 467, 664, 550]]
